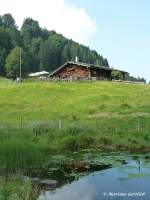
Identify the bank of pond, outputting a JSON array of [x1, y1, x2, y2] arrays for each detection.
[[0, 124, 150, 199], [1, 151, 150, 200]]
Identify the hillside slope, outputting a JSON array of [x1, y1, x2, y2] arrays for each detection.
[[0, 81, 149, 123], [0, 81, 150, 152]]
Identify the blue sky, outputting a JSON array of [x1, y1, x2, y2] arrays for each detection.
[[67, 0, 150, 81], [1, 0, 149, 81]]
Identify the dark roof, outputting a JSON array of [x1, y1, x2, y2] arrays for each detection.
[[49, 61, 128, 77]]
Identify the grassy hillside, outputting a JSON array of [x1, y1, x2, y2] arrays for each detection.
[[0, 80, 150, 124], [0, 80, 150, 183], [0, 80, 150, 156]]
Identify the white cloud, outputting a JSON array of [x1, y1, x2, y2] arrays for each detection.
[[39, 177, 96, 200], [0, 0, 98, 45]]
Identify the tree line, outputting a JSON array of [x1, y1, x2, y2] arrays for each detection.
[[0, 13, 109, 79]]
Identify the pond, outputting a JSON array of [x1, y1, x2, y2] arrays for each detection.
[[38, 152, 150, 200]]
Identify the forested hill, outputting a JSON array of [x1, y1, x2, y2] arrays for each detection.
[[0, 13, 109, 79]]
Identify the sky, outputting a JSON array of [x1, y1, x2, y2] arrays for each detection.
[[0, 0, 150, 81]]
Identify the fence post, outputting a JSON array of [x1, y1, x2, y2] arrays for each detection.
[[137, 117, 140, 133], [20, 116, 23, 129], [59, 119, 62, 129], [115, 121, 118, 134]]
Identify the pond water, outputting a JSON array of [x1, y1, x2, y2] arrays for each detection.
[[38, 153, 150, 200]]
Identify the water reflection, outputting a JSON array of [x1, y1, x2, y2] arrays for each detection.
[[39, 179, 97, 200], [39, 155, 150, 200]]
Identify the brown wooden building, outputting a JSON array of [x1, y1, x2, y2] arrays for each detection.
[[49, 61, 128, 80]]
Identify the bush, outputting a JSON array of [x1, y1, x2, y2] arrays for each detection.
[[99, 137, 112, 146], [63, 134, 96, 151], [111, 70, 123, 80]]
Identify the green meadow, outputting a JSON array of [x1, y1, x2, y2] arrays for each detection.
[[0, 79, 150, 123], [0, 78, 150, 198], [0, 79, 150, 172]]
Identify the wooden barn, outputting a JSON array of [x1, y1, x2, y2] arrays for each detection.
[[49, 61, 128, 81]]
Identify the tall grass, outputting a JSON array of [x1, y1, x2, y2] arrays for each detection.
[[0, 177, 38, 200], [0, 117, 150, 176], [0, 128, 47, 174]]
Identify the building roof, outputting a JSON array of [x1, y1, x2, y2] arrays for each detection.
[[29, 71, 49, 77], [49, 61, 128, 77]]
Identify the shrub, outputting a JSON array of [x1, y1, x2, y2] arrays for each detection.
[[111, 70, 123, 80], [99, 137, 112, 146], [63, 134, 96, 152]]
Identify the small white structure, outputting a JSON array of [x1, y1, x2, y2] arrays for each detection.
[[75, 56, 79, 63], [16, 77, 21, 82], [29, 71, 49, 78]]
